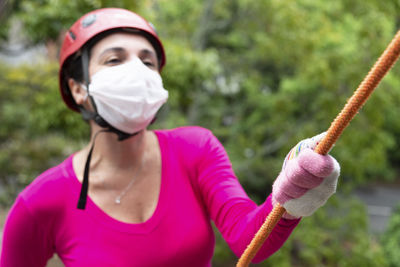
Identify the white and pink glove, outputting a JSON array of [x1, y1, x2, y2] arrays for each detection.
[[272, 133, 340, 219]]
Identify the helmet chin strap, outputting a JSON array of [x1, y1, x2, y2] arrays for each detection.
[[77, 47, 139, 210], [77, 128, 110, 209]]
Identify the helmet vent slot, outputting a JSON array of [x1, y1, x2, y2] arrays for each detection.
[[68, 31, 76, 40], [82, 14, 97, 28]]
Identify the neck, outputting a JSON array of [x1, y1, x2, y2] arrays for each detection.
[[86, 126, 148, 171]]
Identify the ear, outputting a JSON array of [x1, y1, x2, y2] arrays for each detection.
[[68, 78, 87, 106]]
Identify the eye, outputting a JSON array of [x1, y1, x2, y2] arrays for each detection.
[[142, 60, 156, 69], [105, 57, 122, 65]]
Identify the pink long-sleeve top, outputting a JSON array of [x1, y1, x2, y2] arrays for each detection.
[[1, 126, 299, 267]]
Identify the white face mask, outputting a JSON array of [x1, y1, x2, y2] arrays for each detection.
[[84, 57, 168, 134]]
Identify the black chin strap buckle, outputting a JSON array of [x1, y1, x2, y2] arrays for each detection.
[[79, 106, 134, 141]]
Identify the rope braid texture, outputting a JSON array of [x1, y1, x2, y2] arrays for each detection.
[[237, 30, 400, 267]]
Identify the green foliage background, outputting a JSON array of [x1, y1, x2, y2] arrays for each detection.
[[382, 205, 400, 267], [1, 0, 400, 266]]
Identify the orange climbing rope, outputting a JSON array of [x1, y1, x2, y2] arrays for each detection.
[[237, 30, 400, 267]]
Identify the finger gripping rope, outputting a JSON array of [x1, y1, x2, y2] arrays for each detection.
[[237, 30, 400, 267]]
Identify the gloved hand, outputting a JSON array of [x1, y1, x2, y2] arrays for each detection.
[[272, 133, 340, 219]]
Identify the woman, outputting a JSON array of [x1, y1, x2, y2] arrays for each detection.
[[0, 8, 340, 267]]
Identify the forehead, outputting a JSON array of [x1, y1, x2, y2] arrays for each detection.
[[90, 32, 156, 57]]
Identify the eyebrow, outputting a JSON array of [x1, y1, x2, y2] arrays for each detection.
[[97, 47, 125, 60], [98, 47, 157, 59]]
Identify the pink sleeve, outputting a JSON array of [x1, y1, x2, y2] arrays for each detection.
[[1, 196, 54, 267], [196, 130, 300, 263]]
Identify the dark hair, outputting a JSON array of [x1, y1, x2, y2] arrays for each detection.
[[61, 29, 163, 109]]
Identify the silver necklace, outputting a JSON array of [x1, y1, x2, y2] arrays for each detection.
[[115, 157, 145, 204]]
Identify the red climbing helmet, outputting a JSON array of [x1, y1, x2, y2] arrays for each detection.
[[59, 7, 166, 112]]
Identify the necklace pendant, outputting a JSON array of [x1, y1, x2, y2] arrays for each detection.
[[115, 197, 121, 204]]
